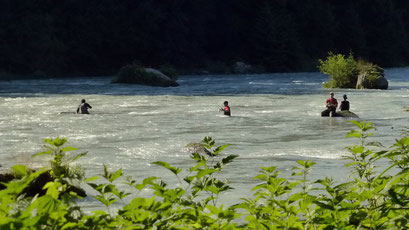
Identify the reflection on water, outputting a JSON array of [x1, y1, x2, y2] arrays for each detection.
[[0, 68, 408, 207]]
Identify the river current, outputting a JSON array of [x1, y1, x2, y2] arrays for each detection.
[[0, 68, 408, 208]]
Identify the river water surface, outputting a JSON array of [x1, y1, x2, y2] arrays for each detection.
[[0, 69, 408, 209]]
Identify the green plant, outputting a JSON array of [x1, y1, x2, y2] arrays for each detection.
[[0, 137, 87, 229], [115, 136, 239, 229], [1, 124, 409, 229], [319, 52, 358, 88]]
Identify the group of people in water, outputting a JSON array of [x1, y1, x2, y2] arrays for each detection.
[[221, 93, 350, 118], [321, 92, 350, 117], [220, 94, 349, 118], [76, 93, 348, 117], [75, 98, 231, 116]]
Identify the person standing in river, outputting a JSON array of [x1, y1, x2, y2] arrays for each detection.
[[76, 99, 92, 114], [220, 101, 231, 116]]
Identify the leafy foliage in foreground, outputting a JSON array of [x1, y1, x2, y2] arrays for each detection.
[[1, 121, 409, 229]]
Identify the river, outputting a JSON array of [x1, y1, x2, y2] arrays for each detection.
[[0, 68, 408, 209]]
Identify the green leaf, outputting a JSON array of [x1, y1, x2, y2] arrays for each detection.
[[134, 177, 159, 191], [11, 165, 28, 177], [61, 223, 79, 230], [366, 142, 384, 147], [22, 216, 42, 227], [253, 174, 268, 181], [91, 210, 107, 216], [206, 205, 219, 215], [213, 144, 231, 155], [60, 146, 78, 152], [152, 161, 182, 175], [197, 168, 217, 178], [44, 137, 67, 147], [43, 182, 61, 199], [71, 152, 87, 162], [85, 176, 99, 182], [103, 164, 109, 179], [349, 120, 363, 128], [32, 150, 53, 158], [346, 131, 362, 138], [184, 176, 195, 184], [109, 168, 123, 182], [221, 155, 238, 165], [35, 195, 60, 214], [95, 195, 117, 207]]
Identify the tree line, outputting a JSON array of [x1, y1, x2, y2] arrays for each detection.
[[1, 0, 409, 77]]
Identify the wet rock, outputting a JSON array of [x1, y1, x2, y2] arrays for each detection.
[[375, 76, 389, 89], [0, 172, 14, 190], [356, 66, 388, 89], [337, 110, 359, 118], [112, 65, 179, 87], [321, 110, 359, 118], [183, 143, 214, 157], [0, 170, 86, 197], [233, 62, 252, 74]]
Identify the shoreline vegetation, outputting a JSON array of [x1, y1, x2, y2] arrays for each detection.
[[1, 121, 409, 229], [1, 1, 409, 80]]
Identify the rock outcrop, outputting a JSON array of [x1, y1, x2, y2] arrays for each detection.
[[321, 110, 359, 118], [112, 65, 179, 87], [233, 62, 253, 74], [356, 65, 388, 90], [182, 143, 213, 157], [0, 171, 86, 197], [337, 110, 359, 118]]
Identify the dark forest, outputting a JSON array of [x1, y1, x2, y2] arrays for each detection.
[[1, 0, 409, 77]]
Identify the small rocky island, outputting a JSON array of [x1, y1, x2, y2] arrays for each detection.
[[319, 53, 388, 90]]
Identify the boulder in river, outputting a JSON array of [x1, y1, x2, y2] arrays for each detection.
[[356, 64, 388, 89], [233, 62, 253, 74], [182, 143, 214, 157], [337, 110, 359, 118], [112, 64, 179, 87], [321, 110, 359, 118], [0, 170, 86, 197]]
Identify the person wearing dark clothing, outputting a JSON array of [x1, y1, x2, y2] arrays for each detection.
[[76, 99, 92, 114], [339, 94, 350, 111], [220, 101, 231, 116], [321, 92, 338, 117]]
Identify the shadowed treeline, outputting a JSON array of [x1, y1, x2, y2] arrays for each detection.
[[1, 0, 409, 77]]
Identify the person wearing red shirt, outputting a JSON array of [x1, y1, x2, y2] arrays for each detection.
[[321, 92, 338, 117], [220, 101, 231, 116]]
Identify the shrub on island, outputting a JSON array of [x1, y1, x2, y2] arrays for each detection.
[[319, 52, 388, 89], [112, 64, 179, 87]]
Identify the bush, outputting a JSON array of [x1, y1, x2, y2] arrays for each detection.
[[1, 122, 409, 229], [319, 52, 358, 88]]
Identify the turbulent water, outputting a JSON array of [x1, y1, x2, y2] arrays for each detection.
[[0, 68, 408, 208]]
